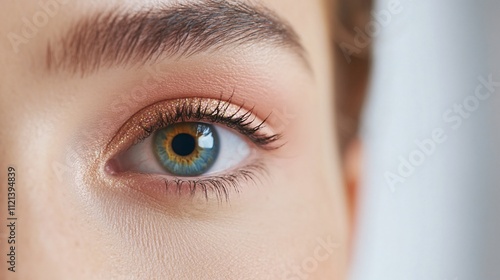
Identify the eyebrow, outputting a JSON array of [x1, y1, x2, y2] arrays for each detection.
[[46, 0, 308, 75]]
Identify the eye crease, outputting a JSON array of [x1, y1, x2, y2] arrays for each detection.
[[154, 122, 220, 176]]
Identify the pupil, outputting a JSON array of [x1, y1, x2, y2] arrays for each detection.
[[171, 133, 196, 156]]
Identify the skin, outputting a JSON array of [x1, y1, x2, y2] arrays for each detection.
[[0, 0, 352, 279]]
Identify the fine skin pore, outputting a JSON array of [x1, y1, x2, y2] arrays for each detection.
[[0, 0, 352, 279]]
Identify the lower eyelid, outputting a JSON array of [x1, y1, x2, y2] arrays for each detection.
[[103, 159, 267, 204]]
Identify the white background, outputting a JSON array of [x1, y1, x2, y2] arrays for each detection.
[[350, 0, 500, 279]]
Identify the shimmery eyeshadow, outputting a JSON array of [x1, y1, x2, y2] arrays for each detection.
[[104, 97, 280, 159]]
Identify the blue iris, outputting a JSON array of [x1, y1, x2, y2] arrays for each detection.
[[154, 122, 219, 176]]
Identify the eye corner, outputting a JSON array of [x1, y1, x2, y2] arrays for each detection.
[[103, 157, 123, 176]]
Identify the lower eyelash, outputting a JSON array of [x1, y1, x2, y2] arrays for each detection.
[[162, 162, 266, 203]]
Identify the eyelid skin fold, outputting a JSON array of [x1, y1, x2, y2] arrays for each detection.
[[104, 97, 282, 160]]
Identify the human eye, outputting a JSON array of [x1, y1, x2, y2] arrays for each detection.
[[104, 96, 282, 202]]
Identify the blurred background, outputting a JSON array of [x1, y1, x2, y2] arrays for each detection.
[[334, 0, 500, 279]]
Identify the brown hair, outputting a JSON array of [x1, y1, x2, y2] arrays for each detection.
[[334, 0, 372, 156]]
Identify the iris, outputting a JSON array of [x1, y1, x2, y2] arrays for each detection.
[[154, 122, 219, 176]]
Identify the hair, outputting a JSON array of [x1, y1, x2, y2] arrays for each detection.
[[333, 0, 372, 157]]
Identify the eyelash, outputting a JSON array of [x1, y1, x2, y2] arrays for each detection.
[[162, 162, 266, 203], [108, 95, 281, 202], [135, 95, 281, 148]]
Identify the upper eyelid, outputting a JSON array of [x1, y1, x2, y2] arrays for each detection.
[[139, 98, 281, 146], [103, 97, 282, 159]]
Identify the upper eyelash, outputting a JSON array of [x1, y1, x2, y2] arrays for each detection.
[[136, 95, 281, 148]]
